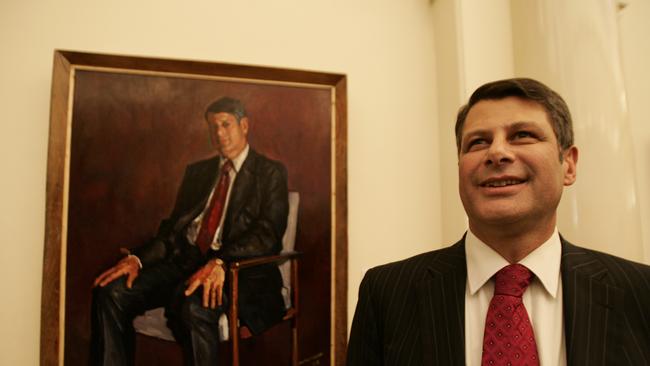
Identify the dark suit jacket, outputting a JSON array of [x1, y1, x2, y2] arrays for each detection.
[[132, 148, 289, 334], [347, 237, 650, 365]]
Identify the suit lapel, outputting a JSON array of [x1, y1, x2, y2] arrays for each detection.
[[411, 236, 626, 365], [561, 239, 623, 366], [416, 239, 467, 366]]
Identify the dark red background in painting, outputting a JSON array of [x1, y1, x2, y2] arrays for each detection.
[[66, 70, 332, 365]]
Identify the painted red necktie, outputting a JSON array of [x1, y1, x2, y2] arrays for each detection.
[[481, 264, 539, 366], [195, 160, 233, 253]]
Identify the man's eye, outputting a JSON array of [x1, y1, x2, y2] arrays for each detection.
[[471, 138, 487, 146], [465, 138, 487, 151], [514, 131, 534, 139]]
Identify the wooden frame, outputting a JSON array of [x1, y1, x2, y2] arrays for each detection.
[[41, 50, 347, 365]]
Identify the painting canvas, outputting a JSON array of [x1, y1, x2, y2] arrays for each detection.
[[41, 51, 347, 365]]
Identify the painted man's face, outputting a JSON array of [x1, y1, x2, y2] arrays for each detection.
[[206, 112, 249, 160]]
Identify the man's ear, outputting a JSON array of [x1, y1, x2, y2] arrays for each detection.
[[562, 145, 578, 186], [240, 117, 249, 135]]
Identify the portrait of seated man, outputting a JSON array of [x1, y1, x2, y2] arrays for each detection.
[[91, 96, 289, 366], [347, 78, 650, 366]]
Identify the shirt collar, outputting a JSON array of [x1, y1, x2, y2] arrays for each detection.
[[465, 228, 561, 298], [221, 144, 249, 173]]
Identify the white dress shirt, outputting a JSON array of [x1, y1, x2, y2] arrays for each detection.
[[186, 144, 249, 251], [464, 229, 566, 366]]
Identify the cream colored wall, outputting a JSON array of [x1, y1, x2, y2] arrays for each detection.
[[0, 0, 441, 364], [458, 0, 514, 94], [433, 0, 467, 245], [619, 0, 650, 263]]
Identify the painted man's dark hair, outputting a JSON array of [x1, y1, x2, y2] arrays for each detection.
[[204, 97, 247, 122]]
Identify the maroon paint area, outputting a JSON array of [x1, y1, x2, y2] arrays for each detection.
[[66, 70, 332, 365]]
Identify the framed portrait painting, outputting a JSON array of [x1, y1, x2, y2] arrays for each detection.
[[41, 50, 347, 365]]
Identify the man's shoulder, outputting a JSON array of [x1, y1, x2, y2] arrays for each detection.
[[363, 239, 466, 286], [184, 149, 286, 174], [244, 148, 286, 173], [185, 153, 219, 169], [562, 239, 650, 287]]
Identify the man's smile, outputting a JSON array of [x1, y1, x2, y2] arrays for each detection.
[[480, 178, 525, 188]]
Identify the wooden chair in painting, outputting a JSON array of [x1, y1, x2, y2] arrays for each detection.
[[134, 192, 301, 366]]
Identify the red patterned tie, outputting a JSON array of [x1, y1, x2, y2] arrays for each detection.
[[195, 160, 233, 253], [481, 264, 539, 366]]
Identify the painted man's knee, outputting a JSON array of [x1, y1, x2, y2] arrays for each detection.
[[93, 279, 129, 308], [180, 294, 220, 328]]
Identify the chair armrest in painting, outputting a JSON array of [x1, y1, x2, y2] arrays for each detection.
[[228, 251, 301, 270]]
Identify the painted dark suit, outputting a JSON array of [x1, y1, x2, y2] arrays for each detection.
[[347, 236, 650, 366], [91, 148, 288, 364]]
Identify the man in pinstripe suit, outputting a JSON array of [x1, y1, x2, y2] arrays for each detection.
[[347, 78, 650, 365]]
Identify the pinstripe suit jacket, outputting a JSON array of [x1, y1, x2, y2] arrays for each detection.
[[347, 237, 650, 365]]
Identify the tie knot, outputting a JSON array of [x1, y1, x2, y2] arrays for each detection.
[[494, 264, 533, 297], [221, 160, 233, 174]]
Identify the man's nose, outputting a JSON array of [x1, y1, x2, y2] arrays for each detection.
[[485, 137, 514, 166]]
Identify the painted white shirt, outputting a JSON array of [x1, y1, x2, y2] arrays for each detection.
[[464, 229, 566, 366]]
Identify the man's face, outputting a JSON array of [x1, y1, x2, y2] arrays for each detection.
[[206, 112, 249, 160], [458, 96, 577, 229]]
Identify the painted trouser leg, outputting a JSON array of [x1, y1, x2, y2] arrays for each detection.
[[90, 261, 184, 366], [166, 285, 228, 366]]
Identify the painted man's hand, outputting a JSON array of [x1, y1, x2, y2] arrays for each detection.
[[184, 259, 226, 309], [93, 254, 140, 288]]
